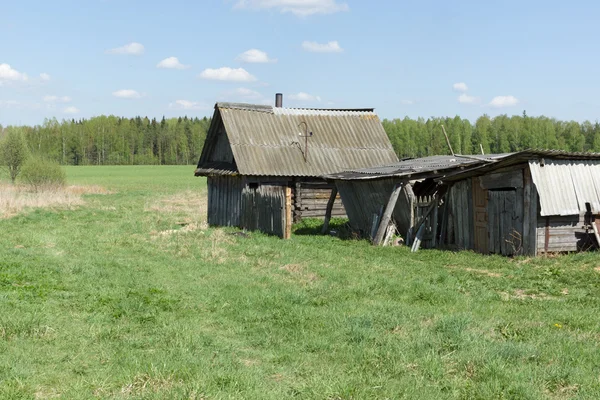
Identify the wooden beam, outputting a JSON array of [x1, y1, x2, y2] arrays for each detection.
[[373, 184, 404, 245], [441, 125, 455, 156], [284, 186, 292, 239], [321, 187, 338, 235]]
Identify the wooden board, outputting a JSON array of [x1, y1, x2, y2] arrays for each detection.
[[522, 167, 537, 256], [472, 178, 489, 254], [284, 186, 292, 239], [488, 190, 523, 256]]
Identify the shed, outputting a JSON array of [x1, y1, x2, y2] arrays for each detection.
[[325, 154, 508, 246], [195, 98, 398, 238], [441, 150, 600, 256]]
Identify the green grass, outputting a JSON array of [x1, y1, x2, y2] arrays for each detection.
[[1, 166, 600, 399]]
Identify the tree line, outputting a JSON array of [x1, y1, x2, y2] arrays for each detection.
[[0, 116, 210, 166], [383, 112, 600, 158], [1, 111, 600, 165]]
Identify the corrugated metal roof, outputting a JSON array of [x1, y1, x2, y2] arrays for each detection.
[[197, 102, 398, 177], [442, 149, 600, 182], [325, 154, 510, 180], [194, 161, 237, 176], [530, 159, 600, 216]]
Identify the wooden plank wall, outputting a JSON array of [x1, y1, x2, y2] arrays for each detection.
[[487, 190, 524, 256], [294, 180, 346, 220], [207, 175, 243, 227], [335, 179, 414, 238], [536, 215, 596, 253], [522, 167, 538, 256], [414, 195, 437, 248], [240, 183, 286, 238], [446, 179, 474, 249]]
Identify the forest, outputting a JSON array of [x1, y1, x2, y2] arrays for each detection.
[[0, 116, 210, 166], [1, 112, 599, 165]]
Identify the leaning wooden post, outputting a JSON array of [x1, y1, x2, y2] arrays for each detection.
[[321, 186, 338, 235], [373, 183, 403, 245]]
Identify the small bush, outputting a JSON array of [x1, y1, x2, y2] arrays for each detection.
[[20, 157, 66, 191]]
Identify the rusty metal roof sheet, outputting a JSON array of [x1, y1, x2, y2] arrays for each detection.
[[529, 159, 600, 216], [325, 154, 510, 181], [196, 102, 398, 177]]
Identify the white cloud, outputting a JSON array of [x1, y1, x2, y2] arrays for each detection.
[[112, 89, 142, 99], [63, 106, 80, 114], [289, 92, 321, 102], [199, 67, 257, 82], [40, 72, 51, 82], [453, 82, 468, 92], [302, 40, 343, 53], [457, 93, 480, 104], [236, 49, 277, 63], [106, 42, 145, 56], [0, 100, 20, 108], [169, 100, 209, 111], [400, 100, 414, 105], [44, 95, 71, 103], [0, 63, 28, 84], [489, 95, 519, 108], [157, 57, 190, 70], [234, 87, 263, 99], [234, 0, 349, 16]]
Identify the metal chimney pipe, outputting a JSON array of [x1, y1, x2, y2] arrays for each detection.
[[275, 93, 283, 108]]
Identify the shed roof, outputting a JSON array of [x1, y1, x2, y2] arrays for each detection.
[[195, 102, 398, 177], [324, 154, 510, 181], [441, 149, 600, 182], [441, 150, 600, 216], [530, 159, 600, 216]]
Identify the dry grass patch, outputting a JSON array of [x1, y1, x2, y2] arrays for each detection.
[[0, 184, 82, 218], [146, 189, 207, 218], [153, 222, 205, 238], [67, 185, 113, 195], [147, 190, 209, 235], [279, 263, 319, 285], [446, 265, 502, 278], [0, 184, 111, 218], [499, 289, 561, 301], [119, 373, 183, 397], [34, 387, 61, 399]]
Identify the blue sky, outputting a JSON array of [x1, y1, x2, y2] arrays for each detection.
[[1, 0, 599, 126]]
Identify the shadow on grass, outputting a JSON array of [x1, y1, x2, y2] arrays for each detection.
[[293, 217, 359, 240]]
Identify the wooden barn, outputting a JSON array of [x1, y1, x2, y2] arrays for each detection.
[[195, 96, 398, 238], [325, 154, 506, 247], [441, 150, 600, 256]]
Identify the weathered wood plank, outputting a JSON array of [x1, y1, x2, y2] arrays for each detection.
[[522, 168, 533, 255], [284, 186, 292, 239]]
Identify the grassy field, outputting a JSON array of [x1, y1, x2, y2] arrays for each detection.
[[1, 166, 600, 399]]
